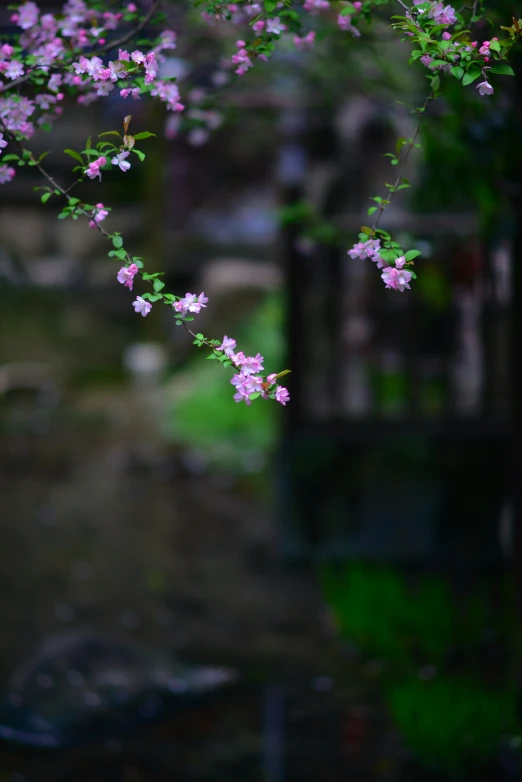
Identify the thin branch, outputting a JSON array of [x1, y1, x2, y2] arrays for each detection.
[[370, 91, 433, 236], [0, 119, 255, 380], [0, 0, 160, 95]]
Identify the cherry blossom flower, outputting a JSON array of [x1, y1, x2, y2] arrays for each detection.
[[294, 31, 316, 49], [111, 151, 131, 171], [266, 17, 285, 35], [337, 14, 361, 36], [89, 202, 109, 228], [275, 386, 290, 405], [303, 0, 330, 13], [428, 2, 456, 25], [84, 156, 106, 180], [348, 238, 382, 264], [381, 266, 413, 291], [240, 353, 264, 375], [132, 296, 152, 317], [173, 292, 208, 316], [5, 61, 24, 79], [17, 2, 39, 30], [395, 256, 406, 269], [219, 336, 237, 356], [477, 80, 493, 96], [0, 133, 7, 153], [117, 263, 139, 289], [0, 165, 15, 184]]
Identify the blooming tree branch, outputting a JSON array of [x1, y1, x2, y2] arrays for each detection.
[[0, 0, 521, 403]]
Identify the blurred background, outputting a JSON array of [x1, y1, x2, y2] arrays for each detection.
[[1, 0, 521, 779]]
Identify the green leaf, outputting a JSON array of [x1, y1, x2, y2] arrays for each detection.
[[86, 135, 92, 150], [490, 63, 515, 76], [112, 235, 123, 249], [462, 70, 481, 85], [99, 131, 122, 139], [264, 0, 276, 10], [131, 148, 145, 162], [64, 148, 84, 164], [153, 279, 165, 292], [405, 249, 421, 261], [340, 4, 356, 14], [206, 353, 218, 360], [450, 65, 464, 80], [41, 191, 52, 203], [133, 131, 156, 140], [489, 39, 501, 52], [368, 206, 378, 216]]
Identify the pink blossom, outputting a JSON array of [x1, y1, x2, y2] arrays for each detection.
[[267, 373, 277, 385], [119, 49, 130, 61], [5, 60, 24, 80], [219, 336, 237, 356], [442, 31, 452, 40], [131, 50, 146, 64], [337, 14, 361, 35], [48, 73, 62, 91], [17, 1, 39, 30], [253, 20, 265, 32], [240, 353, 264, 375], [133, 296, 152, 317], [117, 263, 139, 289], [477, 80, 493, 95], [120, 87, 141, 99], [174, 292, 208, 316], [294, 31, 316, 49], [89, 202, 109, 228], [231, 372, 264, 404], [275, 386, 290, 405], [395, 255, 406, 269], [303, 0, 329, 13], [84, 156, 106, 180], [266, 17, 285, 34], [0, 133, 7, 152], [0, 165, 15, 184], [381, 266, 413, 291], [420, 54, 434, 68], [348, 239, 382, 265], [479, 40, 490, 55], [127, 3, 137, 10], [111, 151, 131, 171], [428, 2, 456, 25]]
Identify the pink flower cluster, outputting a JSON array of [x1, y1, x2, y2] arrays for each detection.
[[89, 202, 108, 228], [232, 40, 253, 75], [427, 2, 457, 25], [84, 155, 106, 180], [303, 0, 330, 14], [150, 81, 184, 112], [294, 31, 316, 50], [173, 292, 209, 316], [381, 266, 412, 291], [348, 238, 383, 266], [337, 14, 361, 36], [117, 263, 139, 289], [219, 337, 290, 406]]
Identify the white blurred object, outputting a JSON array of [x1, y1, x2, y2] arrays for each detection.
[[123, 343, 167, 389]]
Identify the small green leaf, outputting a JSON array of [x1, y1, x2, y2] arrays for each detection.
[[133, 131, 156, 140], [99, 131, 123, 139], [112, 235, 123, 249], [131, 148, 145, 162], [462, 70, 481, 86], [41, 192, 52, 203], [86, 136, 92, 150], [264, 0, 276, 10], [368, 206, 378, 216], [153, 279, 165, 292], [450, 65, 464, 80], [490, 63, 515, 76], [405, 249, 421, 261], [206, 353, 218, 360], [64, 148, 84, 164]]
